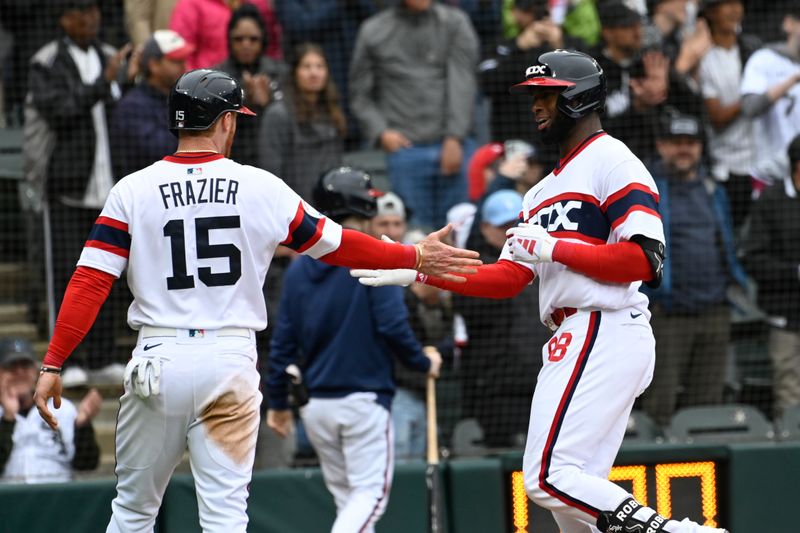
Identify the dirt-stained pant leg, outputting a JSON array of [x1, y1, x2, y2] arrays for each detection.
[[191, 340, 261, 533], [106, 333, 260, 533]]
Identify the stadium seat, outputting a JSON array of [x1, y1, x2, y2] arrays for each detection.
[[623, 410, 661, 444], [450, 418, 487, 457], [776, 403, 800, 441], [665, 404, 775, 444]]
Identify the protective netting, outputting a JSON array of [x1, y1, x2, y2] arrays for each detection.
[[0, 0, 798, 484]]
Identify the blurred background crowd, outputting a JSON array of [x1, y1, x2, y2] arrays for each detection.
[[1, 0, 799, 482]]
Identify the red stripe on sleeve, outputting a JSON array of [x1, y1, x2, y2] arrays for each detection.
[[320, 229, 418, 269], [296, 217, 326, 254], [423, 259, 534, 299], [610, 206, 661, 230], [601, 183, 660, 212], [84, 239, 130, 258], [280, 202, 305, 246], [552, 240, 653, 283], [42, 266, 116, 368], [95, 216, 129, 232]]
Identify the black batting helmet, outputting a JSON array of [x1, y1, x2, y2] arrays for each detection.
[[510, 49, 606, 119], [313, 167, 383, 222], [169, 69, 256, 132]]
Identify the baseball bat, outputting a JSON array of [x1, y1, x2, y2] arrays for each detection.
[[426, 374, 445, 533]]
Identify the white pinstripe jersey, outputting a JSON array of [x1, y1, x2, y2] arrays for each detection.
[[77, 153, 342, 331], [499, 132, 665, 324]]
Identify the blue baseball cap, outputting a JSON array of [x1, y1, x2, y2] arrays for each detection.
[[482, 189, 523, 227]]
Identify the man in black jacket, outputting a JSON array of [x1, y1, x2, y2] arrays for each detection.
[[743, 135, 800, 418], [28, 0, 129, 385]]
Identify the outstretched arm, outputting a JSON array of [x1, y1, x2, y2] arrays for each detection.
[[319, 225, 482, 283], [353, 259, 534, 299]]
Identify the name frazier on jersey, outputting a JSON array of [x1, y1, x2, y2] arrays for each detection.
[[158, 178, 239, 209]]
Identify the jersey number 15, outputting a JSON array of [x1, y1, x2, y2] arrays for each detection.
[[163, 216, 241, 290]]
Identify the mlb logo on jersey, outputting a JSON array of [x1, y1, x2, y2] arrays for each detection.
[[187, 167, 203, 175], [189, 329, 205, 338]]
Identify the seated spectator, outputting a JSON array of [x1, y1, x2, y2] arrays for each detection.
[[169, 0, 282, 70], [740, 4, 800, 188], [696, 0, 761, 228], [0, 338, 101, 483], [743, 135, 800, 419], [124, 0, 178, 47], [467, 139, 547, 201], [479, 0, 575, 145], [368, 193, 453, 460], [349, 0, 479, 230], [215, 4, 288, 167], [28, 0, 131, 387], [258, 43, 344, 199], [110, 30, 191, 179], [454, 190, 549, 447], [485, 139, 546, 197], [275, 0, 375, 146], [640, 111, 748, 427]]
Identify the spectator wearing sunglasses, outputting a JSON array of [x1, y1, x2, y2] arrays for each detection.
[[215, 4, 288, 167]]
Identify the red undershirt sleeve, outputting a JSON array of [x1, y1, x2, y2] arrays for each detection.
[[421, 259, 534, 299], [42, 266, 116, 368], [552, 240, 653, 283], [320, 229, 417, 269]]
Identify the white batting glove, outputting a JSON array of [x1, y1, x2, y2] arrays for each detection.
[[123, 357, 161, 399], [350, 269, 418, 287], [505, 223, 557, 264]]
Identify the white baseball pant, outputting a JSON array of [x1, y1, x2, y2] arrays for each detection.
[[301, 392, 394, 533], [106, 328, 261, 533]]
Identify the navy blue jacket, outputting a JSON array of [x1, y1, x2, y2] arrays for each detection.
[[644, 161, 748, 311], [109, 82, 177, 179], [268, 257, 431, 411]]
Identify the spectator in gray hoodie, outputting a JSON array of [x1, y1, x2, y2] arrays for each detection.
[[349, 0, 480, 230]]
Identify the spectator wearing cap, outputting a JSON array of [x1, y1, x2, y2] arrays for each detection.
[[110, 29, 192, 179], [0, 338, 102, 483], [645, 0, 688, 61], [479, 0, 581, 145], [349, 0, 479, 230], [640, 110, 748, 427], [27, 0, 134, 386], [453, 189, 549, 447], [366, 194, 453, 460], [696, 0, 761, 228], [592, 0, 704, 159], [740, 4, 800, 188], [743, 135, 800, 418], [215, 4, 288, 167]]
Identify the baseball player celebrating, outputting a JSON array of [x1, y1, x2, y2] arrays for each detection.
[[353, 51, 729, 533], [31, 69, 479, 533]]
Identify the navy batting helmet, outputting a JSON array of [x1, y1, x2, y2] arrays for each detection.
[[313, 167, 383, 222], [169, 69, 256, 132], [510, 49, 606, 119]]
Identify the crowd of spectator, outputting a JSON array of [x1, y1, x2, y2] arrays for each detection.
[[2, 0, 800, 473]]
